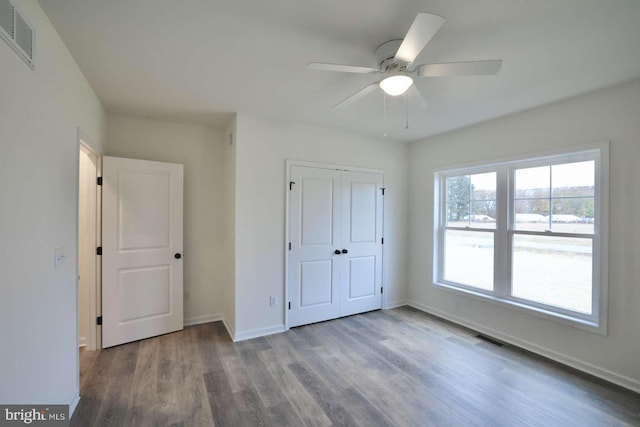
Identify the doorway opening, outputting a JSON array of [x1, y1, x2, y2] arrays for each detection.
[[78, 139, 100, 351]]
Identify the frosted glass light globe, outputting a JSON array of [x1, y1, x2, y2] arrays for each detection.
[[379, 75, 413, 96]]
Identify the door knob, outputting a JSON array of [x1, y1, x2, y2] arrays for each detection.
[[334, 250, 341, 255], [342, 249, 348, 254], [175, 253, 182, 259]]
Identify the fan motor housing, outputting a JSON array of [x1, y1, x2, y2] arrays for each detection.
[[375, 39, 406, 71]]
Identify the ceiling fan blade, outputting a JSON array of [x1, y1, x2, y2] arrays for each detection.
[[410, 85, 428, 109], [415, 60, 503, 77], [332, 82, 379, 109], [307, 62, 379, 74], [395, 13, 445, 64]]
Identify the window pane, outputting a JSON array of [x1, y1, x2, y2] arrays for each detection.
[[470, 172, 497, 228], [515, 166, 550, 231], [551, 197, 594, 233], [447, 173, 496, 228], [512, 234, 592, 314], [515, 166, 550, 198], [552, 161, 595, 197], [471, 172, 496, 200], [470, 200, 496, 229], [514, 199, 550, 231], [446, 176, 470, 226], [444, 230, 494, 290], [514, 161, 597, 233], [446, 201, 469, 227]]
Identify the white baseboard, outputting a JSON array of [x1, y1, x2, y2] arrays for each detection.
[[221, 317, 235, 341], [406, 300, 640, 394], [184, 313, 223, 327], [69, 391, 80, 418], [233, 324, 285, 342], [184, 313, 237, 342], [78, 337, 86, 348], [384, 300, 408, 310]]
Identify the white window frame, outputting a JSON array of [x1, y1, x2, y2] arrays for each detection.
[[433, 142, 609, 334]]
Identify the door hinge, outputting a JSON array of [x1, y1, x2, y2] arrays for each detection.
[[381, 187, 385, 195], [288, 302, 291, 310], [96, 246, 102, 256], [381, 237, 384, 245], [288, 242, 292, 250], [289, 181, 295, 191], [381, 287, 383, 294], [96, 316, 102, 325], [97, 177, 103, 186]]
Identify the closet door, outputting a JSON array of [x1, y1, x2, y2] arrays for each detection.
[[288, 166, 342, 327], [340, 171, 384, 316], [287, 164, 384, 328]]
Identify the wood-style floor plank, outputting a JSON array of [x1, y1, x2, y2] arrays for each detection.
[[93, 342, 139, 427], [258, 348, 332, 427], [79, 347, 98, 388], [72, 307, 640, 426], [72, 346, 119, 426]]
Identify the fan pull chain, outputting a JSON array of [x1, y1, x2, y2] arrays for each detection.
[[383, 92, 388, 137], [405, 92, 409, 129]]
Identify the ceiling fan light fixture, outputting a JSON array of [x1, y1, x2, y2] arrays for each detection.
[[379, 74, 413, 96]]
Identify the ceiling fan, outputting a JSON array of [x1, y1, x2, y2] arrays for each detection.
[[308, 13, 502, 109]]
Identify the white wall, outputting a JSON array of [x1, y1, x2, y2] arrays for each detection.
[[233, 114, 409, 338], [408, 79, 640, 392], [0, 0, 105, 409], [106, 115, 227, 323]]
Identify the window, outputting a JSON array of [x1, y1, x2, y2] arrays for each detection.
[[434, 145, 608, 332], [443, 172, 496, 291]]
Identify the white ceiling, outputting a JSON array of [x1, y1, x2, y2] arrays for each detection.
[[40, 0, 640, 142]]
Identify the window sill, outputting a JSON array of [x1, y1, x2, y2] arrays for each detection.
[[431, 281, 606, 335]]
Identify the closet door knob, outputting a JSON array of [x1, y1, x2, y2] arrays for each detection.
[[341, 249, 348, 254], [175, 253, 182, 259], [334, 250, 341, 255]]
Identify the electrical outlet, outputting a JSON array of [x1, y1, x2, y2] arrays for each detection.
[[270, 296, 277, 307]]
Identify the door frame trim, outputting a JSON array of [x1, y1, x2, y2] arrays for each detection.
[[77, 130, 102, 352], [284, 160, 386, 330]]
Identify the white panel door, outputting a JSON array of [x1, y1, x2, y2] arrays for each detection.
[[288, 166, 341, 327], [102, 156, 184, 348], [288, 165, 383, 328], [340, 171, 383, 316]]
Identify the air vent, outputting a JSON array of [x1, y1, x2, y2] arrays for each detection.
[[0, 0, 14, 38], [0, 0, 34, 68]]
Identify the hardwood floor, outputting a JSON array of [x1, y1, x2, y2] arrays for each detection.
[[73, 307, 640, 426]]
